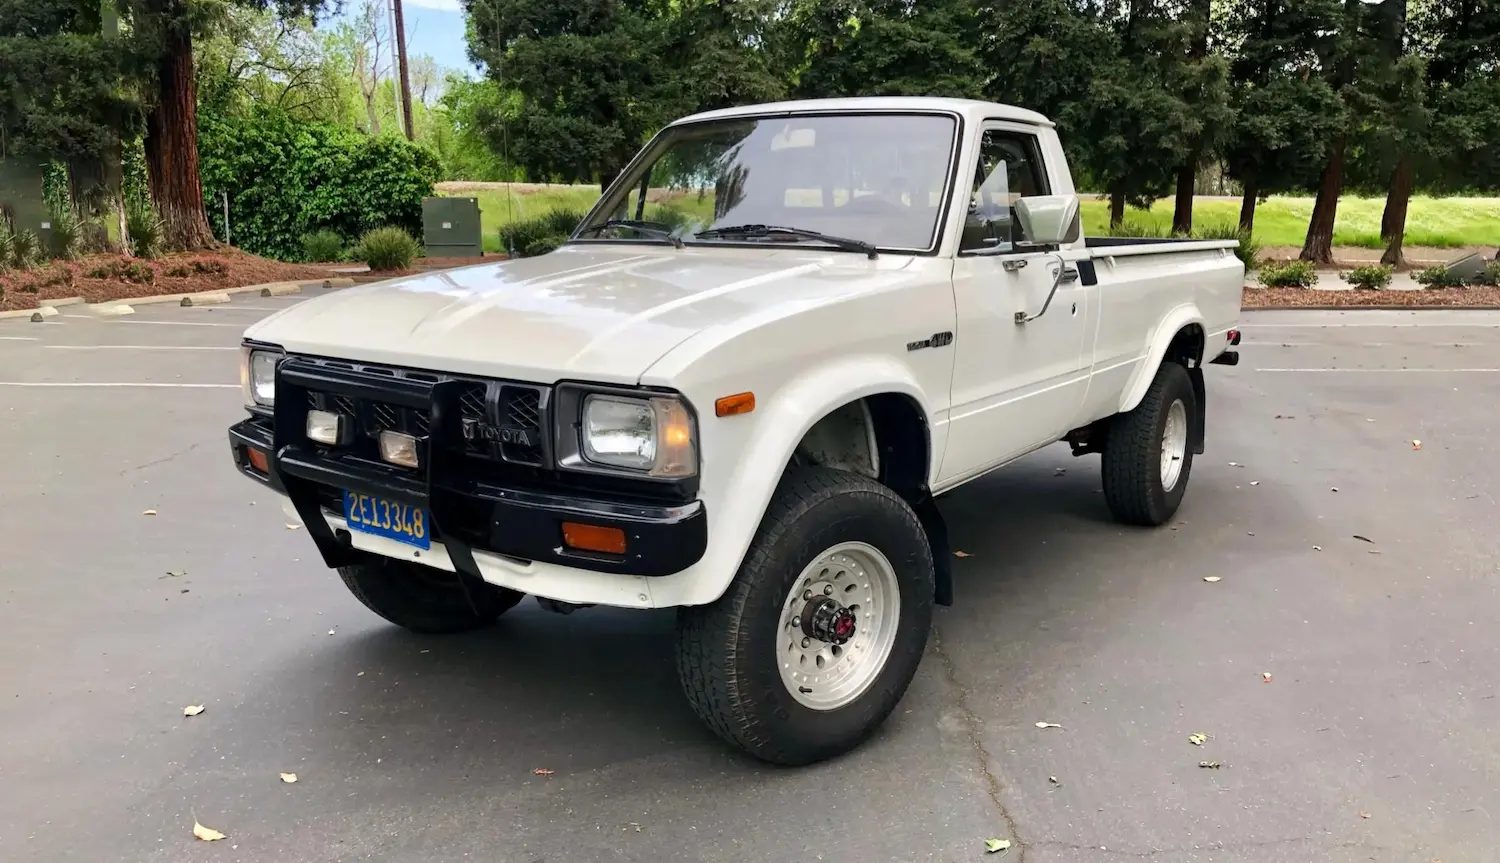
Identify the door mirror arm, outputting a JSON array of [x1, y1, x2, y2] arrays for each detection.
[[1014, 253, 1079, 325]]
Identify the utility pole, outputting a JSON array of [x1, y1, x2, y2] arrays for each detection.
[[392, 0, 415, 141]]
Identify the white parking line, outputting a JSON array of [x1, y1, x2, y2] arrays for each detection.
[[43, 345, 238, 351], [0, 336, 38, 341], [0, 382, 239, 388], [109, 319, 247, 328], [1242, 323, 1500, 329], [193, 304, 291, 312], [1256, 367, 1500, 373]]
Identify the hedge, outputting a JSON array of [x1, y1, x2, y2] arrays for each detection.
[[198, 107, 441, 261]]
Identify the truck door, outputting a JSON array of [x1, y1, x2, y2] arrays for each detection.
[[938, 124, 1092, 485]]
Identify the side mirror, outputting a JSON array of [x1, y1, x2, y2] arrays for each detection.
[[1015, 195, 1081, 246]]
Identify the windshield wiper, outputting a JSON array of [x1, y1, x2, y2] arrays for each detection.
[[692, 224, 878, 259], [576, 219, 684, 248]]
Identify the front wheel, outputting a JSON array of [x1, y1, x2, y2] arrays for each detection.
[[1101, 361, 1197, 526], [675, 468, 934, 766], [337, 555, 525, 634]]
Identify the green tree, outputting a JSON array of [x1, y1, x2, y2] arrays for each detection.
[[781, 0, 989, 99], [1220, 0, 1346, 235]]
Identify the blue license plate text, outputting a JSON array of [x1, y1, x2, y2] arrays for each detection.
[[342, 491, 431, 550]]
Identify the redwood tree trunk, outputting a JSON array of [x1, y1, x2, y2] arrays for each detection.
[[1300, 134, 1347, 265], [1109, 189, 1126, 230], [144, 19, 216, 251], [1172, 160, 1196, 235], [1379, 154, 1414, 267], [1238, 175, 1258, 234]]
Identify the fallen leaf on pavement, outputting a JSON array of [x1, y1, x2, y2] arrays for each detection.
[[1203, 576, 1222, 583], [1034, 721, 1063, 729], [1360, 812, 1371, 819], [1229, 462, 1243, 467], [286, 523, 301, 530], [280, 772, 297, 783], [142, 509, 157, 516], [954, 551, 971, 558], [1048, 776, 1061, 786], [1262, 672, 1273, 682], [1331, 487, 1339, 492], [183, 704, 204, 717], [193, 820, 226, 842], [1275, 414, 1294, 419], [161, 570, 185, 579], [1054, 468, 1066, 476], [1189, 733, 1207, 746], [533, 768, 555, 776], [1313, 546, 1323, 551], [1250, 481, 1260, 486], [327, 629, 335, 636], [1412, 440, 1422, 450], [1199, 761, 1221, 769], [1353, 535, 1373, 543], [984, 838, 1012, 853]]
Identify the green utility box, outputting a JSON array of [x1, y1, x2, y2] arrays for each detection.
[[422, 196, 483, 258], [0, 157, 50, 237]]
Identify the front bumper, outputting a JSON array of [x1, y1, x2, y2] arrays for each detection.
[[227, 361, 707, 581]]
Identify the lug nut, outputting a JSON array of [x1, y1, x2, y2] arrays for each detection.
[[824, 585, 833, 595], [803, 589, 812, 600], [801, 637, 810, 648], [792, 618, 799, 628]]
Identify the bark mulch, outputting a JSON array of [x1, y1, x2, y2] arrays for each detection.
[[0, 249, 343, 312], [1245, 286, 1500, 308]]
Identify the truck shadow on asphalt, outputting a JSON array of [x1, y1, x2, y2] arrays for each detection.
[[266, 448, 1292, 776]]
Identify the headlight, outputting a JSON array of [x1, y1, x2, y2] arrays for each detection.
[[240, 346, 281, 408], [580, 394, 697, 478]]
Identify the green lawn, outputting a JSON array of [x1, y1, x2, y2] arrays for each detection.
[[448, 186, 1500, 253]]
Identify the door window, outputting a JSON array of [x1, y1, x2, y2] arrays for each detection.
[[960, 130, 1049, 252]]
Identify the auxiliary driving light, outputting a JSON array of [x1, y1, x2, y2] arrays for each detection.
[[379, 431, 420, 468], [306, 409, 346, 445]]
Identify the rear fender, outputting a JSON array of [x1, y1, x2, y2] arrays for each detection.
[[1118, 304, 1205, 414]]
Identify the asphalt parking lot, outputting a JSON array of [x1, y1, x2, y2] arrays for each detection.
[[3, 294, 1499, 863]]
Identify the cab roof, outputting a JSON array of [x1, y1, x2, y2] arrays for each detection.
[[672, 97, 1054, 129]]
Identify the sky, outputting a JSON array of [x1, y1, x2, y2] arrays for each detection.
[[330, 0, 482, 79]]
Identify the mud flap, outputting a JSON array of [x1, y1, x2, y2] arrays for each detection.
[[1188, 364, 1206, 455], [913, 496, 953, 606]]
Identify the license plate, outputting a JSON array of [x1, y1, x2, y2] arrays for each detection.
[[342, 491, 431, 550]]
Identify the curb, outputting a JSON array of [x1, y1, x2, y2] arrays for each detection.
[[79, 277, 355, 316], [31, 306, 60, 322], [94, 304, 135, 317], [0, 307, 39, 320], [181, 292, 230, 306]]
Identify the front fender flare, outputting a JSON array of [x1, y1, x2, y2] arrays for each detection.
[[1118, 303, 1206, 415], [678, 356, 937, 607]]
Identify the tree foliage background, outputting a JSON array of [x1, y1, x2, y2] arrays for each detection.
[[3, 0, 1498, 261]]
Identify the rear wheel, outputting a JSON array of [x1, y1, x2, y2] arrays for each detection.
[[337, 555, 524, 634], [675, 468, 934, 766], [1102, 361, 1197, 526]]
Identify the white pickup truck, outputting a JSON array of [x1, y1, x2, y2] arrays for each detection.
[[229, 97, 1244, 765]]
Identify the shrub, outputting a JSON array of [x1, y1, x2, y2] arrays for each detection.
[[0, 230, 13, 273], [1341, 264, 1394, 290], [301, 230, 345, 262], [192, 259, 228, 275], [165, 265, 191, 278], [198, 107, 441, 260], [87, 259, 155, 284], [9, 230, 41, 270], [1193, 221, 1261, 270], [1257, 260, 1319, 288], [126, 200, 166, 258], [500, 209, 585, 257], [1109, 218, 1170, 239], [44, 205, 83, 260], [522, 235, 566, 257], [1414, 266, 1466, 288], [354, 226, 419, 271]]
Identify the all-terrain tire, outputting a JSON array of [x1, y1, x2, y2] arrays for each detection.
[[675, 468, 934, 766], [1101, 361, 1197, 526], [337, 555, 525, 634]]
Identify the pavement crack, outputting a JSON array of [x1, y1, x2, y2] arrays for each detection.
[[121, 439, 211, 475], [931, 624, 1028, 861]]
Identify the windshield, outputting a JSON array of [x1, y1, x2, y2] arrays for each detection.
[[577, 113, 959, 253]]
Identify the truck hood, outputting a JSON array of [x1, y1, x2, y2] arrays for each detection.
[[247, 246, 910, 384]]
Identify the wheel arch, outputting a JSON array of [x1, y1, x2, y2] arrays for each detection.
[[1119, 307, 1206, 415]]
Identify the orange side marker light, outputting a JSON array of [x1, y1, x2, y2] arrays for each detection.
[[715, 392, 755, 417]]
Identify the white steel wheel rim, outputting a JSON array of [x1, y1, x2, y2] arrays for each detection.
[[776, 541, 902, 712], [1161, 398, 1188, 492]]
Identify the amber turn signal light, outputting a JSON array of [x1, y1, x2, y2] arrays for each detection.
[[715, 392, 755, 417], [562, 522, 627, 555], [246, 447, 269, 473]]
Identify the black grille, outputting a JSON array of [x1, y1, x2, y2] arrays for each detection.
[[296, 357, 548, 469]]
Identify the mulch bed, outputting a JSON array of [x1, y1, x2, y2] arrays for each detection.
[[0, 249, 342, 312], [1245, 286, 1500, 308]]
